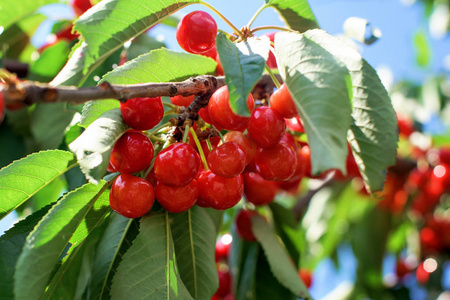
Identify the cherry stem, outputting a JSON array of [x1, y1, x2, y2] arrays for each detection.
[[205, 139, 213, 151], [147, 121, 171, 137], [150, 136, 165, 142], [189, 127, 209, 170], [246, 4, 269, 28], [265, 65, 281, 89], [162, 102, 175, 109], [250, 26, 296, 34], [199, 1, 242, 37], [182, 124, 190, 143]]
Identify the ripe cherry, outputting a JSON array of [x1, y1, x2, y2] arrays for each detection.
[[120, 97, 164, 130], [247, 106, 286, 148], [215, 269, 232, 298], [215, 234, 232, 262], [243, 172, 278, 206], [298, 269, 313, 288], [255, 142, 297, 181], [70, 0, 93, 16], [176, 11, 217, 54], [285, 116, 305, 133], [170, 95, 195, 107], [109, 174, 155, 218], [270, 84, 298, 119], [198, 170, 244, 210], [155, 179, 198, 213], [208, 142, 246, 178], [222, 131, 257, 165], [154, 143, 200, 187], [110, 131, 154, 173], [235, 209, 258, 242], [208, 86, 254, 131]]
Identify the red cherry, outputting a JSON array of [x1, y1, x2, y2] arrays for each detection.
[[70, 0, 93, 16], [301, 145, 312, 178], [215, 269, 232, 298], [438, 147, 450, 165], [285, 116, 305, 133], [420, 227, 444, 253], [280, 132, 298, 151], [55, 25, 79, 42], [247, 106, 286, 148], [215, 53, 224, 76], [416, 262, 429, 285], [208, 86, 254, 131], [145, 168, 157, 186], [201, 45, 217, 59], [110, 131, 154, 173], [222, 131, 257, 165], [170, 95, 195, 107], [255, 142, 297, 181], [235, 209, 258, 242], [298, 269, 313, 288], [109, 174, 155, 218], [215, 234, 232, 262], [208, 142, 246, 178], [264, 32, 277, 69], [154, 143, 200, 187], [396, 259, 411, 280], [270, 84, 298, 119], [120, 97, 164, 130], [243, 172, 278, 206], [176, 11, 217, 54], [197, 170, 243, 210], [155, 179, 198, 213], [397, 113, 414, 137]]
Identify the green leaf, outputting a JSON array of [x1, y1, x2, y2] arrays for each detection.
[[69, 109, 128, 183], [30, 103, 76, 150], [251, 215, 310, 299], [0, 13, 45, 60], [110, 211, 193, 300], [275, 31, 352, 175], [236, 243, 259, 300], [266, 0, 319, 32], [42, 215, 109, 300], [80, 48, 216, 128], [88, 213, 132, 300], [29, 40, 71, 82], [24, 176, 66, 213], [170, 207, 218, 300], [126, 33, 166, 61], [0, 0, 57, 29], [269, 203, 303, 266], [54, 0, 199, 86], [414, 29, 431, 68], [0, 203, 54, 300], [202, 207, 224, 235], [254, 248, 297, 300], [0, 121, 26, 169], [14, 181, 109, 300], [303, 29, 398, 191], [216, 33, 270, 116], [0, 150, 77, 220]]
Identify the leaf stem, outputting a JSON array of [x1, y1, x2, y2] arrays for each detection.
[[247, 4, 269, 28], [199, 1, 242, 37], [189, 127, 209, 170], [265, 65, 281, 89], [250, 26, 296, 35]]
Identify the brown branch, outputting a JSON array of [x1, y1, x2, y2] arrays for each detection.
[[0, 74, 282, 107]]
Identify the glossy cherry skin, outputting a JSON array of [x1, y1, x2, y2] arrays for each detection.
[[247, 106, 286, 148], [198, 170, 243, 210], [222, 131, 257, 165], [235, 209, 258, 242], [109, 174, 155, 218], [110, 131, 154, 173], [170, 95, 195, 107], [155, 179, 198, 213], [176, 11, 217, 54], [208, 86, 254, 131], [255, 142, 297, 181], [154, 143, 200, 187], [208, 142, 246, 178], [243, 172, 278, 205], [215, 269, 232, 298], [285, 116, 305, 133], [70, 0, 93, 16], [270, 84, 298, 119], [215, 234, 231, 262], [120, 97, 164, 130]]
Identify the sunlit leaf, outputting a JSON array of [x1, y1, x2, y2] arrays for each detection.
[[266, 0, 319, 32]]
